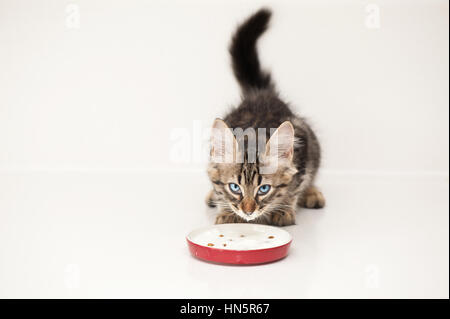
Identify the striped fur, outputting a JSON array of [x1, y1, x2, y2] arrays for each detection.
[[207, 8, 324, 226]]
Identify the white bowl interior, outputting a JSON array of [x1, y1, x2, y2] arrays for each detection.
[[187, 223, 292, 251]]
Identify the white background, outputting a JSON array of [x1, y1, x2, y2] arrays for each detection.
[[0, 0, 448, 298]]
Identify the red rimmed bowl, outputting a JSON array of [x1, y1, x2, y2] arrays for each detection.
[[186, 223, 292, 265]]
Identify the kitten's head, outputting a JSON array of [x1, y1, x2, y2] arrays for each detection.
[[207, 119, 298, 222]]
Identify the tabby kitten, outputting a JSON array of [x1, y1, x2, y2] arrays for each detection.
[[206, 8, 325, 226]]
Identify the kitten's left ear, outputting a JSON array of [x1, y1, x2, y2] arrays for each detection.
[[264, 121, 295, 161]]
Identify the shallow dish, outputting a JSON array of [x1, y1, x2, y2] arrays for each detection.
[[186, 223, 292, 265]]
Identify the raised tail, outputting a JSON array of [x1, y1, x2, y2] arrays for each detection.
[[229, 8, 273, 94]]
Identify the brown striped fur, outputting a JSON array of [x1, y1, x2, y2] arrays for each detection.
[[206, 8, 325, 226]]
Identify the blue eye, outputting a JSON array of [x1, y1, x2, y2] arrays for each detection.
[[258, 184, 271, 195], [229, 183, 241, 194]]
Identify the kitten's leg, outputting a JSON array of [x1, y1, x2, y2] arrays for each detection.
[[270, 208, 296, 226], [215, 210, 244, 224], [205, 190, 216, 207], [297, 186, 325, 209]]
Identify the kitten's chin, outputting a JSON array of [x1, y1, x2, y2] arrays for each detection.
[[235, 210, 262, 222]]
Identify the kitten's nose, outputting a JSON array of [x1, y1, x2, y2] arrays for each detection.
[[241, 198, 256, 215]]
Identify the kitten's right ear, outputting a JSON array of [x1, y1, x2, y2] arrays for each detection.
[[264, 121, 295, 161], [210, 118, 238, 163]]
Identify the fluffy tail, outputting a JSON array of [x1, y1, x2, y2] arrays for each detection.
[[229, 8, 273, 94]]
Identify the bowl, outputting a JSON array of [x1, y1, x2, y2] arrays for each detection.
[[186, 223, 292, 265]]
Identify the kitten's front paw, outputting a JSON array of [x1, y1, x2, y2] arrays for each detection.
[[215, 212, 242, 224], [270, 210, 295, 226], [298, 186, 325, 209]]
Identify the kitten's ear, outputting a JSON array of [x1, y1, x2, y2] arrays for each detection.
[[210, 118, 239, 163], [264, 121, 295, 161]]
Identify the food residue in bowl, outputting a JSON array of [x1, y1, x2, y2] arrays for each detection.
[[268, 236, 274, 239], [207, 243, 214, 247]]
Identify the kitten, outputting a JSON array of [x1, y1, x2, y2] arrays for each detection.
[[206, 8, 325, 226]]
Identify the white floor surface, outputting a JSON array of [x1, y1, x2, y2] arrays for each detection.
[[0, 171, 448, 298]]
